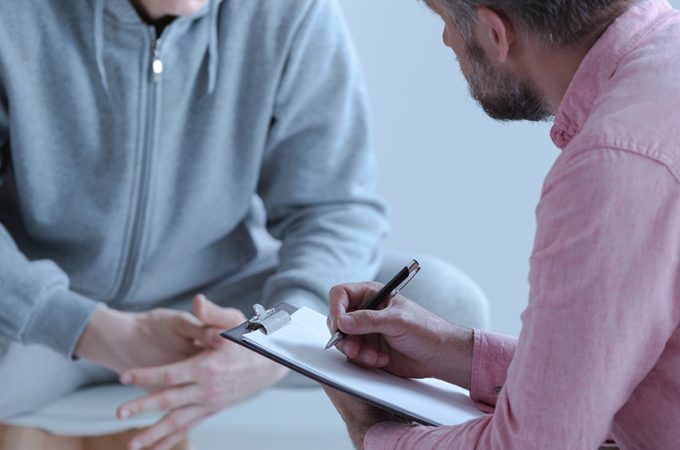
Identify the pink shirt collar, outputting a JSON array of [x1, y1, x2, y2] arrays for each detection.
[[551, 0, 674, 149]]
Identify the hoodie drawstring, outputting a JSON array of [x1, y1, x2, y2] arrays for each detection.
[[206, 0, 219, 95], [94, 0, 109, 92], [92, 0, 219, 95]]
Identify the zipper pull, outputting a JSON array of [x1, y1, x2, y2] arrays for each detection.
[[152, 38, 163, 82]]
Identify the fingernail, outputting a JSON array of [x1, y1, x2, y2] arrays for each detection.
[[119, 408, 129, 419], [120, 374, 132, 384]]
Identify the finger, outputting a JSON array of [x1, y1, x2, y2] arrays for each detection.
[[328, 283, 380, 332], [193, 294, 246, 329], [150, 419, 203, 450], [174, 313, 216, 345], [121, 352, 214, 387], [337, 307, 407, 337], [150, 431, 187, 450], [127, 406, 206, 450], [338, 336, 388, 368], [353, 344, 389, 368], [117, 384, 200, 419]]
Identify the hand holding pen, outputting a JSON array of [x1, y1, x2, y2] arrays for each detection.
[[325, 260, 421, 349], [325, 261, 471, 384]]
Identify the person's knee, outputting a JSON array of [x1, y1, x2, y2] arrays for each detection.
[[0, 365, 39, 419], [0, 341, 85, 420], [399, 254, 490, 329]]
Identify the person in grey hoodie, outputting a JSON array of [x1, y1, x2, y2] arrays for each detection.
[[0, 0, 489, 447]]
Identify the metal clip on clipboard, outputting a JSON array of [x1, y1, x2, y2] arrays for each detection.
[[246, 304, 292, 335]]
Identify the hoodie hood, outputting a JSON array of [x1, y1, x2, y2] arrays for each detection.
[[93, 0, 222, 93]]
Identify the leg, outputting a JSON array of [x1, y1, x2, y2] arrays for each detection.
[[378, 251, 490, 329], [0, 339, 117, 420]]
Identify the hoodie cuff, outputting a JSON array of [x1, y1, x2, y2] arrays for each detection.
[[22, 288, 101, 358], [265, 287, 326, 313]]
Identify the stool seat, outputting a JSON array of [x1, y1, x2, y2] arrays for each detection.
[[4, 384, 163, 436]]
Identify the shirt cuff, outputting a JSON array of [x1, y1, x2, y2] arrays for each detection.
[[364, 422, 413, 450], [470, 329, 516, 408], [21, 288, 101, 358]]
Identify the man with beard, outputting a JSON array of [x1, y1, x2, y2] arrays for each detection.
[[324, 0, 680, 448]]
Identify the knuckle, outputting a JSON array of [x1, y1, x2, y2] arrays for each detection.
[[394, 310, 410, 325], [329, 285, 343, 297]]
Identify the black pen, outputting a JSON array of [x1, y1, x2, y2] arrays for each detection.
[[324, 259, 421, 350]]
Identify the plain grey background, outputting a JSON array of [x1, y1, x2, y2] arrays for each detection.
[[339, 0, 680, 337]]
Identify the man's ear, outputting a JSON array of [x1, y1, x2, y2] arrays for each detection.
[[475, 7, 516, 63]]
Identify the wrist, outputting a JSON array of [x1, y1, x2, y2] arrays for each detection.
[[74, 306, 137, 372], [431, 323, 474, 389]]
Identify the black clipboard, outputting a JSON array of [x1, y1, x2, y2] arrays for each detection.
[[221, 302, 481, 426]]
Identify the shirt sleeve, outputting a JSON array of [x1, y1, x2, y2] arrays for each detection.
[[257, 0, 388, 311], [365, 148, 680, 449]]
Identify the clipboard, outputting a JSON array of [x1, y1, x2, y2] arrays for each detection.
[[221, 302, 484, 427]]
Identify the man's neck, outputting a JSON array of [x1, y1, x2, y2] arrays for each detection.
[[129, 0, 175, 33], [523, 20, 618, 114]]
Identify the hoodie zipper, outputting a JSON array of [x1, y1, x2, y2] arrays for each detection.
[[113, 31, 163, 302], [152, 38, 163, 81]]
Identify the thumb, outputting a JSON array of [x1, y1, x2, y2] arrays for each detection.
[[337, 308, 405, 337], [193, 294, 246, 329]]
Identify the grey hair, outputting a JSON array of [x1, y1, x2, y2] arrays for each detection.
[[431, 0, 636, 47]]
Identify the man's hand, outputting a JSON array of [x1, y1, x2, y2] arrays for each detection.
[[328, 282, 474, 389], [116, 295, 289, 450], [75, 303, 216, 373], [322, 385, 401, 450]]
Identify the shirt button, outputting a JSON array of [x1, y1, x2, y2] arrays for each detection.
[[494, 386, 502, 396]]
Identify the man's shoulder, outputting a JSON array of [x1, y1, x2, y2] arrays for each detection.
[[571, 18, 680, 179]]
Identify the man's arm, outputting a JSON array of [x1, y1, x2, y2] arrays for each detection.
[[258, 0, 388, 311], [0, 76, 103, 358], [361, 149, 680, 448]]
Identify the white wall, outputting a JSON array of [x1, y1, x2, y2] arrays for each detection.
[[340, 0, 680, 337]]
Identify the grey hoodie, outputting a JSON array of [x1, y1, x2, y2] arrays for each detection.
[[0, 0, 387, 358]]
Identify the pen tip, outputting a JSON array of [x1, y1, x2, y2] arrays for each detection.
[[324, 333, 340, 350]]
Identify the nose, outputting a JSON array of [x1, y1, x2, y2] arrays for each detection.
[[442, 28, 450, 47]]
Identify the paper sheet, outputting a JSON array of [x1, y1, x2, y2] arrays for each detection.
[[244, 307, 484, 426]]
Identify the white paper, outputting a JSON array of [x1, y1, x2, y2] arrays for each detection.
[[244, 307, 484, 426]]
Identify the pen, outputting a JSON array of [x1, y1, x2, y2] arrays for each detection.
[[324, 259, 421, 350]]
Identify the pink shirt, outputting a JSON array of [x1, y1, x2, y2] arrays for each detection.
[[366, 1, 680, 448]]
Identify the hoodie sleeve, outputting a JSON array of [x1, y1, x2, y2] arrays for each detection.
[[0, 82, 101, 358], [257, 0, 388, 311]]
